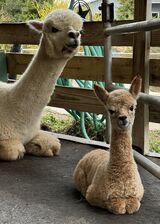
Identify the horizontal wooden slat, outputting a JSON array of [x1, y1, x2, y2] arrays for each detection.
[[1, 21, 160, 46], [7, 53, 32, 75], [0, 23, 40, 45], [6, 53, 160, 86], [6, 54, 105, 81], [63, 55, 105, 80], [49, 86, 160, 123], [6, 53, 133, 82], [49, 86, 106, 114], [151, 30, 160, 47], [83, 21, 134, 46], [0, 21, 133, 46]]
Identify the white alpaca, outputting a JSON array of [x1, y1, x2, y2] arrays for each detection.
[[0, 9, 83, 160], [74, 76, 144, 214]]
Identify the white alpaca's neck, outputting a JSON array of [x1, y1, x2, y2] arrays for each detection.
[[109, 127, 134, 166], [12, 39, 68, 113]]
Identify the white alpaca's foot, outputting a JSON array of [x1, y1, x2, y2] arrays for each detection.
[[25, 130, 61, 157], [0, 139, 25, 161]]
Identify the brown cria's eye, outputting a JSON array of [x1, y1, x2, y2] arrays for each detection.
[[52, 27, 59, 33], [130, 105, 134, 111], [109, 109, 115, 115]]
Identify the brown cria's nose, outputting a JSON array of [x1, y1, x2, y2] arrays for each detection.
[[119, 116, 127, 121], [118, 116, 128, 126]]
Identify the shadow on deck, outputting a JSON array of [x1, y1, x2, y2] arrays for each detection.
[[0, 139, 159, 224]]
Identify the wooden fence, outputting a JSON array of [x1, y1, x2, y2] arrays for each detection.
[[0, 0, 160, 155]]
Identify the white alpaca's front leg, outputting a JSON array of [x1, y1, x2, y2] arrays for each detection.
[[0, 139, 25, 161], [25, 130, 60, 156]]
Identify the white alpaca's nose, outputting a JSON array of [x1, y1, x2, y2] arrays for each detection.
[[68, 31, 80, 39], [67, 31, 80, 49]]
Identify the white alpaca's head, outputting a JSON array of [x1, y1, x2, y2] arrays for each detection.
[[94, 76, 142, 131], [28, 9, 83, 59]]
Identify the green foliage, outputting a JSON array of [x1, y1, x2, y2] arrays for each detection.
[[41, 111, 105, 141], [0, 0, 69, 22], [33, 0, 69, 20], [41, 111, 73, 133], [116, 0, 134, 20], [0, 0, 39, 22], [149, 130, 160, 153], [93, 12, 101, 21], [67, 120, 105, 141]]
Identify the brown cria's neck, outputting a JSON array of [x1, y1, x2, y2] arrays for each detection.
[[109, 128, 134, 167]]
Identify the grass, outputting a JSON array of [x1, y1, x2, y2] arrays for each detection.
[[41, 110, 160, 153], [41, 110, 105, 141], [66, 120, 105, 141], [149, 130, 160, 153], [41, 110, 74, 133]]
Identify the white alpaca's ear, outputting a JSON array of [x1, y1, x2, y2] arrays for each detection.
[[94, 84, 109, 105], [27, 21, 43, 33], [129, 75, 142, 99]]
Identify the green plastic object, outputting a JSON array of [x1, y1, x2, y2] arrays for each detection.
[[0, 51, 8, 82], [68, 0, 75, 9]]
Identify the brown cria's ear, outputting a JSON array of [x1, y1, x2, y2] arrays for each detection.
[[94, 84, 109, 105], [129, 75, 142, 99], [27, 20, 43, 33]]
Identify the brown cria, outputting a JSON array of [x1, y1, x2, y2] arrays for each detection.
[[73, 76, 144, 214]]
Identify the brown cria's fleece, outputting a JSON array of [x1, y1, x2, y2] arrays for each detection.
[[74, 76, 144, 215]]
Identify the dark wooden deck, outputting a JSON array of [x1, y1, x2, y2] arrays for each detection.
[[0, 139, 159, 224]]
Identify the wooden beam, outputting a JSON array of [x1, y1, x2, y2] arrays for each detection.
[[49, 86, 106, 114], [55, 133, 109, 148], [132, 0, 151, 154], [6, 53, 160, 86], [0, 21, 160, 46], [48, 86, 160, 124], [151, 30, 160, 46], [6, 53, 132, 82], [0, 23, 40, 45], [0, 21, 133, 46]]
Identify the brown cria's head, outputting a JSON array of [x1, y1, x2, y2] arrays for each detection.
[[94, 75, 142, 131], [27, 9, 83, 59]]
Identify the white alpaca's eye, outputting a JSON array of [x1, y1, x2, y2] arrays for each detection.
[[52, 27, 59, 33], [80, 29, 84, 35]]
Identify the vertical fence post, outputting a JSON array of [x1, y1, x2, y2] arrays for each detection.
[[101, 0, 114, 143], [132, 0, 151, 154]]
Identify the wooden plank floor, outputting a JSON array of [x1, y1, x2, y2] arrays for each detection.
[[0, 139, 159, 224]]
